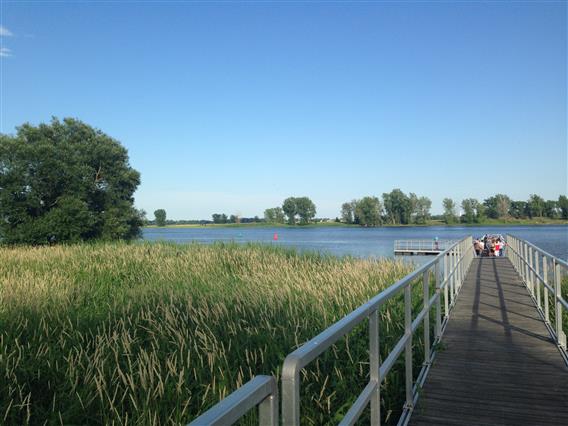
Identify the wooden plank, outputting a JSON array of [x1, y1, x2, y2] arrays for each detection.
[[409, 257, 568, 426]]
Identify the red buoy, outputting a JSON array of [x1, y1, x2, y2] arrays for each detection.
[[273, 233, 278, 241]]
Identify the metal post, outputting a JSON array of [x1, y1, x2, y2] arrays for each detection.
[[404, 285, 413, 409], [282, 372, 299, 426], [435, 261, 442, 339], [554, 261, 567, 349], [450, 251, 455, 306], [535, 250, 541, 310], [543, 257, 550, 324], [369, 309, 380, 425], [524, 243, 529, 288], [423, 270, 430, 364], [259, 391, 278, 426], [528, 246, 534, 295], [444, 254, 449, 319]]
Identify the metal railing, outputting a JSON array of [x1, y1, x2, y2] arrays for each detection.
[[188, 375, 277, 426], [394, 239, 455, 253], [506, 235, 568, 359], [282, 236, 473, 425], [188, 236, 475, 425]]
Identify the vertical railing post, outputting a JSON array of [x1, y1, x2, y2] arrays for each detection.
[[524, 243, 530, 287], [369, 309, 380, 425], [554, 261, 566, 349], [450, 251, 455, 306], [423, 270, 430, 365], [543, 256, 550, 324], [535, 250, 541, 310], [259, 388, 278, 426], [282, 371, 300, 426], [528, 246, 534, 296], [435, 260, 442, 340], [404, 285, 413, 410], [443, 254, 449, 319]]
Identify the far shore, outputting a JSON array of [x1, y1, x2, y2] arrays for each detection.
[[145, 218, 568, 229]]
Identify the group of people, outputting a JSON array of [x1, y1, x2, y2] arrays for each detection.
[[473, 234, 506, 257]]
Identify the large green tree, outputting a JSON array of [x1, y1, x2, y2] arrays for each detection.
[[0, 118, 143, 244], [483, 194, 511, 219], [383, 189, 411, 225], [154, 209, 167, 227], [442, 198, 458, 224], [354, 196, 382, 227], [527, 194, 545, 218], [295, 197, 317, 225], [341, 201, 356, 224], [461, 198, 483, 223], [414, 196, 431, 224], [282, 197, 297, 225], [264, 207, 285, 224]]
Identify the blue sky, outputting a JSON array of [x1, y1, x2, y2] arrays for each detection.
[[1, 1, 566, 219]]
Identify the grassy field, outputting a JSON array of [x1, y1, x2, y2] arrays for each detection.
[[0, 242, 431, 425]]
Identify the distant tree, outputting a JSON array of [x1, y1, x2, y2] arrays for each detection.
[[212, 213, 228, 224], [559, 195, 568, 219], [264, 207, 285, 224], [282, 197, 297, 225], [229, 214, 238, 224], [461, 199, 476, 223], [460, 198, 483, 223], [383, 189, 411, 225], [527, 194, 545, 218], [354, 196, 382, 226], [484, 194, 511, 219], [295, 197, 317, 225], [544, 200, 559, 219], [408, 193, 418, 223], [509, 201, 528, 219], [0, 118, 143, 244], [341, 200, 357, 224], [154, 209, 167, 227], [415, 196, 431, 224], [443, 198, 458, 224]]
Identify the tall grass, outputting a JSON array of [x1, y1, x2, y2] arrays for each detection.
[[0, 242, 432, 425]]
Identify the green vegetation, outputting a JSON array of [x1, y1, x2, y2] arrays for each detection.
[[282, 196, 317, 225], [0, 118, 143, 244], [0, 242, 445, 425], [154, 209, 167, 227]]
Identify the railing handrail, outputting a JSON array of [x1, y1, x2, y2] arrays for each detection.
[[188, 236, 476, 426], [284, 239, 463, 370], [282, 236, 474, 425], [394, 239, 456, 252], [515, 237, 568, 269], [187, 375, 277, 426], [506, 234, 567, 359]]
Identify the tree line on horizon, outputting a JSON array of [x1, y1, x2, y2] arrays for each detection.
[[152, 191, 568, 227], [340, 190, 568, 226]]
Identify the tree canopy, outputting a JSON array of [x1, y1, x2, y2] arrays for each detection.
[[154, 209, 167, 227], [0, 118, 143, 244], [281, 197, 316, 225]]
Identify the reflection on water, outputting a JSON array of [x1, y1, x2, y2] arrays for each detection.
[[143, 225, 568, 262]]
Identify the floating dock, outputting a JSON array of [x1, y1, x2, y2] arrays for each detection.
[[394, 239, 456, 255]]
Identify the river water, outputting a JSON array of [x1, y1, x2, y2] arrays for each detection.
[[142, 225, 568, 261]]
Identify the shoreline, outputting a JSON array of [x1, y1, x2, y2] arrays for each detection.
[[144, 220, 568, 229]]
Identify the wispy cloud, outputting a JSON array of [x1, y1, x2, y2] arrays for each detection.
[[0, 26, 13, 37], [0, 47, 12, 57]]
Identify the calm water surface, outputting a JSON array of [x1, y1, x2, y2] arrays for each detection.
[[143, 225, 568, 261]]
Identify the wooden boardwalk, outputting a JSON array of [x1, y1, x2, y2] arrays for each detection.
[[410, 257, 568, 426]]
